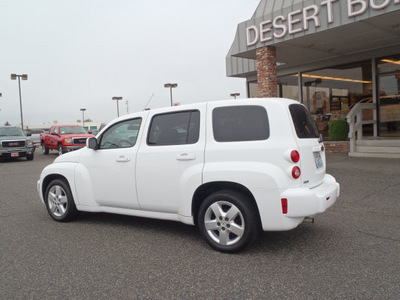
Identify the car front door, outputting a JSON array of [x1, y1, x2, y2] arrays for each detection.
[[136, 106, 205, 215], [78, 117, 144, 209], [48, 126, 57, 149]]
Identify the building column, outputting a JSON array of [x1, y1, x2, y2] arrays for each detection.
[[256, 46, 278, 98]]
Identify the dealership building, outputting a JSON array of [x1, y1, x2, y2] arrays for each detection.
[[227, 0, 400, 157]]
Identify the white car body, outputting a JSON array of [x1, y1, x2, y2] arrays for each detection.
[[38, 98, 339, 251]]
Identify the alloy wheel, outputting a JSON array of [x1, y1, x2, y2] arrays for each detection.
[[48, 185, 68, 217], [204, 200, 245, 246]]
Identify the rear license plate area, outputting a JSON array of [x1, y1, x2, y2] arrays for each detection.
[[313, 151, 323, 168]]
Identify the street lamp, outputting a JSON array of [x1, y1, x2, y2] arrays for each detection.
[[164, 83, 178, 106], [80, 108, 86, 128], [11, 74, 28, 129], [230, 93, 240, 99], [112, 96, 123, 117]]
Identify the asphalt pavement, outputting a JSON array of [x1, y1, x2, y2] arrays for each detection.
[[0, 151, 399, 299]]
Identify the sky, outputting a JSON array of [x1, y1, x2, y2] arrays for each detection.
[[0, 0, 260, 127]]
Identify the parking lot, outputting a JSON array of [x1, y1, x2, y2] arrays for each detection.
[[1, 150, 399, 299]]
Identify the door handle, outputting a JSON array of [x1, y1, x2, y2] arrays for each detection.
[[176, 153, 196, 161], [116, 155, 130, 162]]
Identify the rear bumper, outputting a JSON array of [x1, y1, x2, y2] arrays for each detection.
[[281, 174, 340, 218]]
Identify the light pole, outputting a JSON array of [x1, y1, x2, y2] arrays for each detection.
[[80, 108, 86, 128], [11, 74, 28, 129], [164, 83, 178, 106], [112, 96, 123, 117], [230, 93, 240, 99]]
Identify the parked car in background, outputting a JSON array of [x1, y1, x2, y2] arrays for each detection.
[[37, 98, 340, 253], [0, 126, 35, 160], [40, 125, 95, 155], [29, 129, 45, 145]]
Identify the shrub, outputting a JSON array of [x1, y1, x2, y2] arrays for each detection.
[[328, 119, 349, 141]]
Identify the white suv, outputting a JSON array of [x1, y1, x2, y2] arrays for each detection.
[[37, 98, 339, 253]]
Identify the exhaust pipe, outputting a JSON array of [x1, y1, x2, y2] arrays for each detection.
[[303, 217, 314, 223]]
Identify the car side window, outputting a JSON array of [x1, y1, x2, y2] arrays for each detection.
[[147, 110, 200, 146], [213, 106, 269, 142], [99, 118, 142, 149]]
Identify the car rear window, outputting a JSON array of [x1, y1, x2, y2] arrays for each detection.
[[289, 104, 319, 139], [213, 106, 269, 142]]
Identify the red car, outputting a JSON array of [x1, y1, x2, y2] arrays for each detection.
[[40, 125, 95, 155]]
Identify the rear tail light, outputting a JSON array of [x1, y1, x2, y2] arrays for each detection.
[[281, 198, 288, 214], [290, 150, 300, 163], [292, 166, 301, 179], [286, 149, 301, 179]]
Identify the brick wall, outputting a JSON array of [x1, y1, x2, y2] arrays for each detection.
[[256, 46, 278, 98], [324, 141, 350, 153]]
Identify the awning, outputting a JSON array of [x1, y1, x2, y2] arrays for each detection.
[[227, 0, 400, 77]]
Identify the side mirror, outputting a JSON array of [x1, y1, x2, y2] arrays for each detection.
[[88, 130, 93, 134], [51, 132, 57, 136], [87, 137, 98, 150]]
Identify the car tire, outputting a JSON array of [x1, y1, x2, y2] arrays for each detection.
[[197, 190, 259, 253], [26, 153, 34, 161], [45, 179, 78, 222], [42, 143, 49, 155], [58, 144, 64, 156]]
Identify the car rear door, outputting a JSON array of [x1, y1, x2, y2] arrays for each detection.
[[136, 104, 205, 215], [289, 104, 326, 188]]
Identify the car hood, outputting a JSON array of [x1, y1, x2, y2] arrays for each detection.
[[0, 135, 29, 141]]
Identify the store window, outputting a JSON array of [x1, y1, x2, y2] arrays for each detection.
[[377, 54, 400, 137], [248, 81, 258, 98], [278, 74, 303, 102], [300, 61, 372, 135]]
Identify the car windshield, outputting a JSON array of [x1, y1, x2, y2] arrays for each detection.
[[0, 127, 25, 137], [59, 127, 87, 134]]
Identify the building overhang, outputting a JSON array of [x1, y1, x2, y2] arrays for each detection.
[[227, 0, 400, 77]]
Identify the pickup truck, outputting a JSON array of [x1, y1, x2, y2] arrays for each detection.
[[0, 126, 35, 160], [40, 125, 95, 155]]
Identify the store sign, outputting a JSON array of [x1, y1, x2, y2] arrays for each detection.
[[246, 0, 400, 46]]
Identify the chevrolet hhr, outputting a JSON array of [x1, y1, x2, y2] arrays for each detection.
[[37, 98, 340, 253]]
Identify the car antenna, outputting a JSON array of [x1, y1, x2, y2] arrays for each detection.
[[143, 93, 155, 111]]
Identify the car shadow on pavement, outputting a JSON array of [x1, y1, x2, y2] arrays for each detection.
[[69, 211, 332, 254]]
